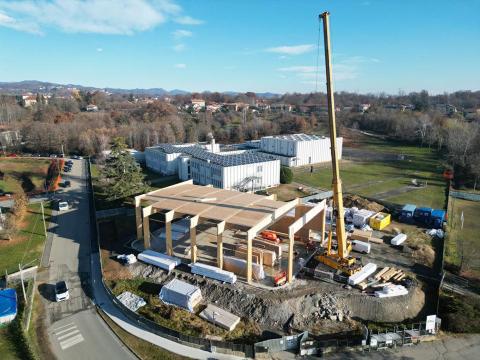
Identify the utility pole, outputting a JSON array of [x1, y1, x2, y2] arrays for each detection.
[[19, 263, 27, 303]]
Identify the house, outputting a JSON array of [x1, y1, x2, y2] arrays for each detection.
[[86, 104, 99, 112]]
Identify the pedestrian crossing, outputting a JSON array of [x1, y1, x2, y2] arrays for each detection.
[[53, 322, 85, 350]]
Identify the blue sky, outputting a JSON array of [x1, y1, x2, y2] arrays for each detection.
[[0, 0, 479, 94]]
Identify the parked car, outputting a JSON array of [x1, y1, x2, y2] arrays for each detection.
[[58, 201, 69, 211], [60, 181, 71, 188], [55, 281, 69, 302]]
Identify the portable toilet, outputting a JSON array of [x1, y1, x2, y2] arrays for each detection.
[[431, 209, 446, 229], [399, 204, 416, 223], [414, 207, 433, 225]]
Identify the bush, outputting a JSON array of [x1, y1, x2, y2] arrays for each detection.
[[280, 166, 293, 184], [439, 291, 480, 333]]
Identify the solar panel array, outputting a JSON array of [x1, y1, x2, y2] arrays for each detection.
[[151, 144, 275, 167], [267, 133, 326, 141]]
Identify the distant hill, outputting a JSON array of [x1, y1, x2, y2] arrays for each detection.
[[0, 80, 279, 98]]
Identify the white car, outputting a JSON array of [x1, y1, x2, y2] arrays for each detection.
[[55, 281, 70, 302], [58, 201, 69, 211]]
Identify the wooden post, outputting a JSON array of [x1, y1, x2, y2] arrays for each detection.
[[190, 216, 199, 263], [142, 215, 150, 249], [287, 234, 294, 283], [246, 231, 254, 283], [217, 221, 225, 269], [165, 211, 174, 256], [135, 196, 143, 241]]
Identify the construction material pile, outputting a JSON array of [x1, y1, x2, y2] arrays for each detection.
[[190, 262, 237, 284], [311, 294, 347, 322], [117, 291, 146, 312], [354, 266, 410, 297], [159, 278, 203, 312], [137, 250, 181, 272], [343, 194, 384, 213]]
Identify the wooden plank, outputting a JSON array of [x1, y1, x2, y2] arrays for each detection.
[[235, 250, 260, 265], [375, 267, 390, 279], [368, 237, 383, 244]]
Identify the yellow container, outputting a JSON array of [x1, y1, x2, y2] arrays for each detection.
[[369, 212, 391, 230]]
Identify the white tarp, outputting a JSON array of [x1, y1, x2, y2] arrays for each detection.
[[190, 262, 237, 284], [391, 233, 407, 246], [117, 291, 146, 312], [117, 254, 137, 265], [137, 250, 181, 271], [374, 284, 408, 298], [200, 304, 240, 331], [159, 278, 202, 312], [348, 263, 377, 285], [353, 209, 375, 227]]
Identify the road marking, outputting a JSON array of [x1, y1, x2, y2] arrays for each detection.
[[60, 334, 84, 350], [57, 329, 80, 340], [55, 325, 77, 335], [53, 322, 75, 331]]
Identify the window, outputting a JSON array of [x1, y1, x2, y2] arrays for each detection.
[[257, 165, 263, 172]]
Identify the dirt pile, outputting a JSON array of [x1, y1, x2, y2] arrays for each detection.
[[343, 194, 384, 213]]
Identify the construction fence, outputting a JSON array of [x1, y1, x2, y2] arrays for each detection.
[[450, 190, 480, 202]]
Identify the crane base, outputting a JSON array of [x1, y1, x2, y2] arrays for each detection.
[[315, 253, 360, 276]]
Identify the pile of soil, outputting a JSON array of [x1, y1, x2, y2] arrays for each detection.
[[412, 244, 435, 267], [343, 194, 384, 213]]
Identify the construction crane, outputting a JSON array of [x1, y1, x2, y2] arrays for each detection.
[[315, 12, 360, 276]]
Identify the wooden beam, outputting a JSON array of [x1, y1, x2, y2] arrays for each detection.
[[217, 221, 226, 269], [288, 200, 326, 238], [273, 198, 300, 220]]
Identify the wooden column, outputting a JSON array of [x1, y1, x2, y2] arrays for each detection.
[[321, 208, 326, 246], [287, 234, 294, 283], [165, 211, 174, 256], [190, 216, 199, 263], [135, 196, 143, 241], [217, 221, 225, 269], [142, 206, 153, 250], [246, 231, 254, 283]]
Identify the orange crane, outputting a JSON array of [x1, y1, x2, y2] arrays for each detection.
[[315, 12, 360, 276]]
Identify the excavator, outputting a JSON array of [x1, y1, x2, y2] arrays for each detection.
[[315, 12, 361, 276]]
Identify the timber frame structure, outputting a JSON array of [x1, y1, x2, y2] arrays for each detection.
[[135, 180, 326, 284]]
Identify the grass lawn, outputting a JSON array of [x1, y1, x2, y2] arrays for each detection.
[[0, 158, 50, 194], [0, 201, 52, 275], [446, 197, 480, 275], [107, 278, 261, 343], [294, 137, 446, 208], [98, 310, 187, 360]]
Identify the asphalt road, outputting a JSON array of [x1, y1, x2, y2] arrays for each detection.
[[39, 159, 135, 360]]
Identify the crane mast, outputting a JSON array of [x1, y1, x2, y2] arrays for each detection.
[[316, 12, 359, 275], [321, 11, 348, 259]]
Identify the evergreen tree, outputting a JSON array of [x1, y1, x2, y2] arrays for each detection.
[[101, 137, 148, 201]]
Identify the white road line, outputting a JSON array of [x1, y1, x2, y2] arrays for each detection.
[[55, 325, 77, 335], [60, 334, 84, 350], [53, 322, 75, 331], [57, 329, 80, 341]]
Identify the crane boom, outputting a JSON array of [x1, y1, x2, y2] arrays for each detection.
[[320, 11, 348, 259]]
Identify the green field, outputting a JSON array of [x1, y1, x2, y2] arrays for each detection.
[[446, 197, 480, 274], [0, 202, 52, 275], [0, 158, 50, 194], [293, 137, 446, 208]]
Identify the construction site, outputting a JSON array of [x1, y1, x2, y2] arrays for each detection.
[[98, 12, 443, 355]]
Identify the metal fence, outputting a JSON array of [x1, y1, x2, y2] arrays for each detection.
[[450, 190, 480, 202]]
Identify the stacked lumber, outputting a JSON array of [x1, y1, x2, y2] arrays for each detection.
[[349, 229, 384, 244], [374, 267, 406, 283], [235, 244, 277, 266]]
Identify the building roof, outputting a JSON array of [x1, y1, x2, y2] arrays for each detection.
[[264, 133, 328, 141], [148, 144, 276, 167], [139, 181, 297, 231]]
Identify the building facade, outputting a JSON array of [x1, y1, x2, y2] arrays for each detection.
[[258, 133, 342, 167], [145, 141, 280, 191]]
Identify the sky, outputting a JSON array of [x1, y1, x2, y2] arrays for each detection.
[[0, 0, 479, 94]]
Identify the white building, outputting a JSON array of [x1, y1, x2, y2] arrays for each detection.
[[145, 140, 279, 191], [258, 133, 342, 167]]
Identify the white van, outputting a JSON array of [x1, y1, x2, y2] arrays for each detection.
[[351, 240, 371, 254]]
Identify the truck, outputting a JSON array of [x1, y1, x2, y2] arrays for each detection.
[[413, 207, 433, 225], [399, 204, 416, 223], [431, 209, 446, 229]]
